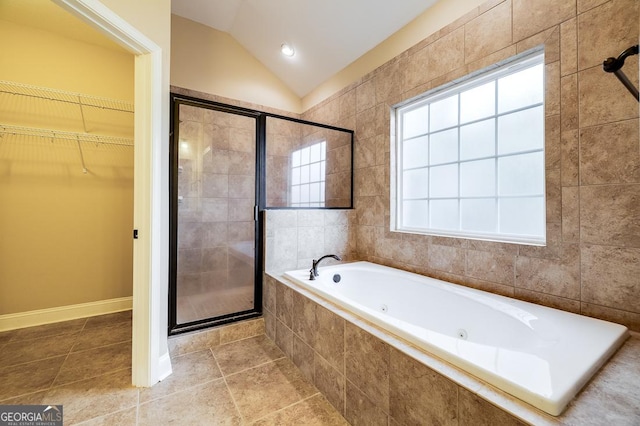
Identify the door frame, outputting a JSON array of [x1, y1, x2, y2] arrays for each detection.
[[53, 0, 170, 386], [168, 93, 264, 335]]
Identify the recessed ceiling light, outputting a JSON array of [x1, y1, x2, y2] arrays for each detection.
[[281, 43, 295, 57]]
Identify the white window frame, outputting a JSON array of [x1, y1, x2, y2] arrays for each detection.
[[392, 50, 546, 245]]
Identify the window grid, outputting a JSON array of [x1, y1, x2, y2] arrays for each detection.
[[396, 52, 545, 245], [403, 147, 544, 172], [402, 101, 544, 147], [493, 75, 500, 233], [290, 141, 326, 208]]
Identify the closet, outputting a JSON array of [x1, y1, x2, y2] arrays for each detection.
[[0, 79, 134, 317]]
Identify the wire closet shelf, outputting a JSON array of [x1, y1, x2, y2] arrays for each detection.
[[0, 80, 134, 173], [0, 80, 134, 113], [0, 125, 133, 147]]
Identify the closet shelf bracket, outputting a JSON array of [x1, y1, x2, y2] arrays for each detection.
[[78, 95, 88, 133], [76, 135, 88, 174], [603, 45, 639, 102]]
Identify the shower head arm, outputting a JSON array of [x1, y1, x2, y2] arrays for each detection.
[[602, 45, 638, 73], [602, 45, 639, 102]]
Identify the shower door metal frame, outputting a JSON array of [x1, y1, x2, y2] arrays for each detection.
[[168, 93, 265, 335]]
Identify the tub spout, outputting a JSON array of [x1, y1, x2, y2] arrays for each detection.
[[309, 254, 341, 280]]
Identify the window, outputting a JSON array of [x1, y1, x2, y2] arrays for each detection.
[[394, 51, 545, 245], [290, 141, 326, 207]]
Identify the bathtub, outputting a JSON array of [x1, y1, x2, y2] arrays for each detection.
[[283, 261, 629, 416]]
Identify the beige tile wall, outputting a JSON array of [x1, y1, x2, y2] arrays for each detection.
[[264, 209, 356, 273], [266, 117, 299, 206], [301, 0, 640, 331]]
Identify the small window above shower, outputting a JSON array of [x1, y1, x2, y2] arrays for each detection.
[[290, 141, 327, 207], [266, 116, 353, 209]]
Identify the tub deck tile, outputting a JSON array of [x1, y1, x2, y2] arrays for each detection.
[[389, 347, 459, 426], [345, 321, 390, 413], [273, 271, 640, 426]]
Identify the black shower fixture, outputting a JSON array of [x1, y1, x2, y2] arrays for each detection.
[[603, 45, 639, 102]]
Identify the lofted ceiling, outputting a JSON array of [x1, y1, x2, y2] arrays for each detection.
[[1, 0, 439, 98], [171, 0, 438, 97]]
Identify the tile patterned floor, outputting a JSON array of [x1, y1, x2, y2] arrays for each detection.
[[0, 312, 348, 425]]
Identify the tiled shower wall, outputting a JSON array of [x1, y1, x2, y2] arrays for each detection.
[[176, 104, 256, 322], [265, 209, 356, 273], [300, 0, 640, 331], [266, 118, 299, 207], [170, 87, 357, 279]]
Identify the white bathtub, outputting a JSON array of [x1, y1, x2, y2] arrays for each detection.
[[284, 261, 628, 416]]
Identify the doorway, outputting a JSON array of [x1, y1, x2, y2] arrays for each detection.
[[53, 0, 169, 386]]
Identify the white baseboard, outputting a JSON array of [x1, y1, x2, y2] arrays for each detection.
[[0, 297, 133, 332], [157, 352, 173, 382]]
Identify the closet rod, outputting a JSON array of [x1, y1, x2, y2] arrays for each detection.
[[0, 125, 134, 147], [0, 80, 134, 113]]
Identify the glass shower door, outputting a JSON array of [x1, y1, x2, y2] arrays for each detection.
[[170, 97, 259, 331]]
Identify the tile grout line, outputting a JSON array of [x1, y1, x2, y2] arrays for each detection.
[[3, 329, 82, 346], [1, 314, 132, 403], [0, 325, 130, 368], [4, 318, 90, 344], [0, 330, 96, 402], [138, 377, 223, 406], [168, 318, 263, 356], [5, 314, 348, 422], [0, 352, 70, 371], [0, 389, 42, 405], [222, 355, 287, 379], [48, 332, 78, 391], [49, 340, 132, 389], [79, 317, 89, 332], [248, 391, 322, 424], [73, 405, 136, 425], [217, 329, 268, 348], [50, 367, 132, 391], [209, 347, 247, 425], [68, 338, 131, 356]]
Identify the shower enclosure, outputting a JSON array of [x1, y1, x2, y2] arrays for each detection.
[[169, 92, 353, 334], [169, 95, 263, 333]]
